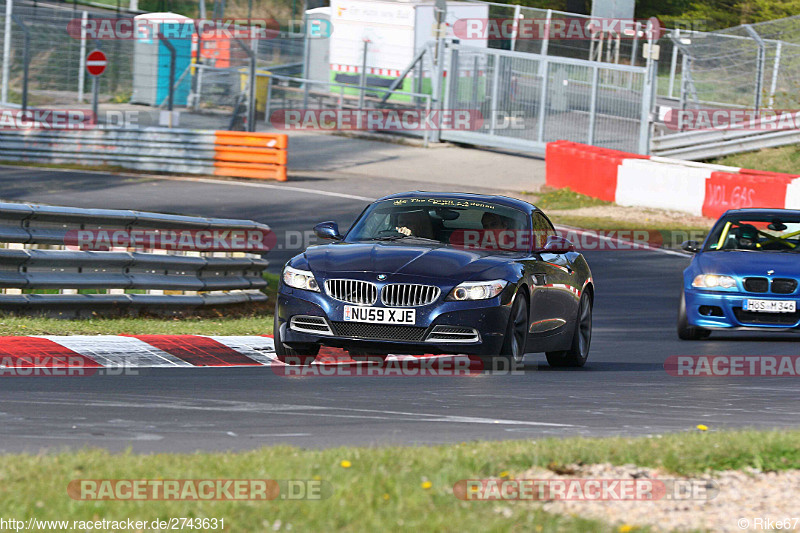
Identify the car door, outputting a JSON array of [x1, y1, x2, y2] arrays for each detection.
[[527, 212, 567, 335], [535, 212, 581, 327]]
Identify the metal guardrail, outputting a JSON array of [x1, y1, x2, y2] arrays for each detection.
[[651, 125, 800, 160], [0, 202, 271, 317], [0, 128, 288, 181]]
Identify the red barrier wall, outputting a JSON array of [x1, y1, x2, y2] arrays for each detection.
[[702, 171, 797, 219], [545, 141, 648, 203]]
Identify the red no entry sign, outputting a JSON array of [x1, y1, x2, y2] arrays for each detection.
[[86, 50, 107, 76]]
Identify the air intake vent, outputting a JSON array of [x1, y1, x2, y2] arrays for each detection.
[[743, 277, 769, 293], [289, 315, 333, 336], [772, 278, 798, 294], [331, 322, 427, 342], [325, 279, 378, 305], [426, 325, 480, 342], [381, 284, 441, 307]]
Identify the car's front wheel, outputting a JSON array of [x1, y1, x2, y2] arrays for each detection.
[[273, 318, 320, 366], [546, 291, 592, 367], [677, 292, 711, 340], [478, 292, 528, 371]]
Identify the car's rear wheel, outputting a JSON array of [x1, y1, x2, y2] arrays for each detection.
[[274, 318, 319, 366], [677, 292, 711, 340], [546, 291, 592, 368]]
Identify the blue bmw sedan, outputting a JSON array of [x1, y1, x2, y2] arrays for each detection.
[[679, 208, 800, 339], [274, 192, 594, 367]]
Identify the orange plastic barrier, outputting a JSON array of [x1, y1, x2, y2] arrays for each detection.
[[213, 131, 288, 181]]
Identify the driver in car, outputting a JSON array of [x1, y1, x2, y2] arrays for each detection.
[[733, 224, 760, 250]]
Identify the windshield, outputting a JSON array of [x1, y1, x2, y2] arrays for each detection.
[[704, 214, 800, 252], [346, 198, 530, 248]]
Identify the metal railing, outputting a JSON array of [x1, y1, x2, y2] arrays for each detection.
[[0, 202, 271, 317]]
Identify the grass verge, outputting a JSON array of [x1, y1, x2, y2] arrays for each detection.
[[3, 430, 799, 531], [709, 145, 800, 175], [0, 315, 272, 336]]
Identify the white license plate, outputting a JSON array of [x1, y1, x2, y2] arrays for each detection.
[[343, 305, 416, 325], [744, 299, 797, 313]]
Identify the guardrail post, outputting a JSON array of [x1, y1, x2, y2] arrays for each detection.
[[359, 39, 369, 109], [668, 29, 679, 99], [233, 37, 257, 132], [158, 31, 176, 116], [587, 65, 599, 145], [78, 11, 88, 102], [536, 59, 549, 143]]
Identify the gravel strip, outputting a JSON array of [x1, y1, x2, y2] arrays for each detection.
[[510, 463, 800, 532]]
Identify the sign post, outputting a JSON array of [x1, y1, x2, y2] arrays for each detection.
[[86, 49, 107, 125]]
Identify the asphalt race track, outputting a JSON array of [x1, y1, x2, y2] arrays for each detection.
[[0, 166, 799, 453]]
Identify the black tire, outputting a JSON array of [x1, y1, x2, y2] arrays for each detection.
[[677, 293, 711, 340], [479, 291, 528, 371], [274, 318, 320, 366], [546, 292, 592, 368]]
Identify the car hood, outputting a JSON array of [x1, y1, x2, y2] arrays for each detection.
[[301, 242, 520, 280], [696, 251, 800, 277]]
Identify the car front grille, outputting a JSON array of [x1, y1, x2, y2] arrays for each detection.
[[381, 283, 441, 307], [733, 308, 800, 326], [743, 277, 769, 293], [331, 322, 427, 342], [325, 279, 378, 305], [772, 278, 798, 294]]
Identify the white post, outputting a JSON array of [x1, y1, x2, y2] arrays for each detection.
[[78, 11, 88, 102], [1, 0, 12, 105], [768, 41, 781, 109]]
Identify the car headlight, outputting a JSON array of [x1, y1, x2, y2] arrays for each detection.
[[692, 274, 736, 289], [283, 265, 320, 292], [447, 280, 508, 301]]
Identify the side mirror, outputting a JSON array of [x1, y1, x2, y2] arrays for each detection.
[[314, 221, 343, 241], [543, 235, 576, 253], [681, 240, 700, 253]]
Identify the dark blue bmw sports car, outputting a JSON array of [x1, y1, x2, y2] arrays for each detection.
[[679, 208, 800, 339], [274, 192, 594, 367]]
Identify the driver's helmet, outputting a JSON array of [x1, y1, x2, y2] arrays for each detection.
[[733, 224, 759, 249]]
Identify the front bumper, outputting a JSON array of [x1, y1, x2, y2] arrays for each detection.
[[685, 289, 800, 331], [276, 287, 511, 355]]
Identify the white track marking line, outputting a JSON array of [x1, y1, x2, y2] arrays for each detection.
[[159, 176, 376, 202], [38, 336, 192, 367], [2, 397, 575, 427]]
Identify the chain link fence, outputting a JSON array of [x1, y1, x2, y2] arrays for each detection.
[[0, 0, 305, 129]]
